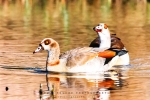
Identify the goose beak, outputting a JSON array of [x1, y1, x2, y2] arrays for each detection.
[[93, 27, 96, 31], [93, 27, 102, 33], [33, 44, 44, 54]]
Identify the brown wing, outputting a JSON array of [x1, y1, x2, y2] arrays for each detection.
[[60, 47, 98, 68], [89, 34, 124, 49], [89, 37, 100, 47]]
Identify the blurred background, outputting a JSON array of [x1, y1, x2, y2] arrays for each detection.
[[0, 0, 150, 58]]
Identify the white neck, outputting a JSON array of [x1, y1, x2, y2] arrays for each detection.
[[98, 29, 111, 50]]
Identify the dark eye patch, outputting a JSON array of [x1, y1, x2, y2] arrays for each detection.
[[104, 24, 108, 29], [44, 39, 50, 45]]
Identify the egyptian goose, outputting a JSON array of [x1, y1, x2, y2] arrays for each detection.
[[33, 38, 128, 73], [90, 23, 130, 65]]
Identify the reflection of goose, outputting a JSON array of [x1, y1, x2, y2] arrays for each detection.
[[95, 88, 110, 100], [94, 70, 125, 100], [33, 38, 127, 73], [39, 83, 43, 95], [38, 69, 126, 100], [90, 23, 130, 65]]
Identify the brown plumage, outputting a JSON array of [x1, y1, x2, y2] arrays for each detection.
[[59, 47, 98, 68], [89, 34, 124, 50]]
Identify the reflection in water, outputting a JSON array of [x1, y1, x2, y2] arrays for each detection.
[[1, 0, 150, 100], [95, 88, 110, 100], [37, 68, 128, 100]]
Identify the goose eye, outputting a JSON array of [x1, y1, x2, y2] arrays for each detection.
[[44, 40, 50, 45]]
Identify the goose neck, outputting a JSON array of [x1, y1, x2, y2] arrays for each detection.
[[47, 46, 60, 65], [98, 30, 111, 49]]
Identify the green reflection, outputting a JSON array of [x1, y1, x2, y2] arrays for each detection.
[[61, 0, 70, 51]]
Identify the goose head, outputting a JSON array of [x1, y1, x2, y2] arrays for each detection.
[[93, 23, 111, 50], [93, 23, 109, 33], [33, 38, 60, 54]]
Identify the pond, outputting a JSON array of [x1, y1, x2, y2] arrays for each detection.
[[0, 0, 150, 100]]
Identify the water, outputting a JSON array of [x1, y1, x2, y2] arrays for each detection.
[[0, 0, 150, 100]]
